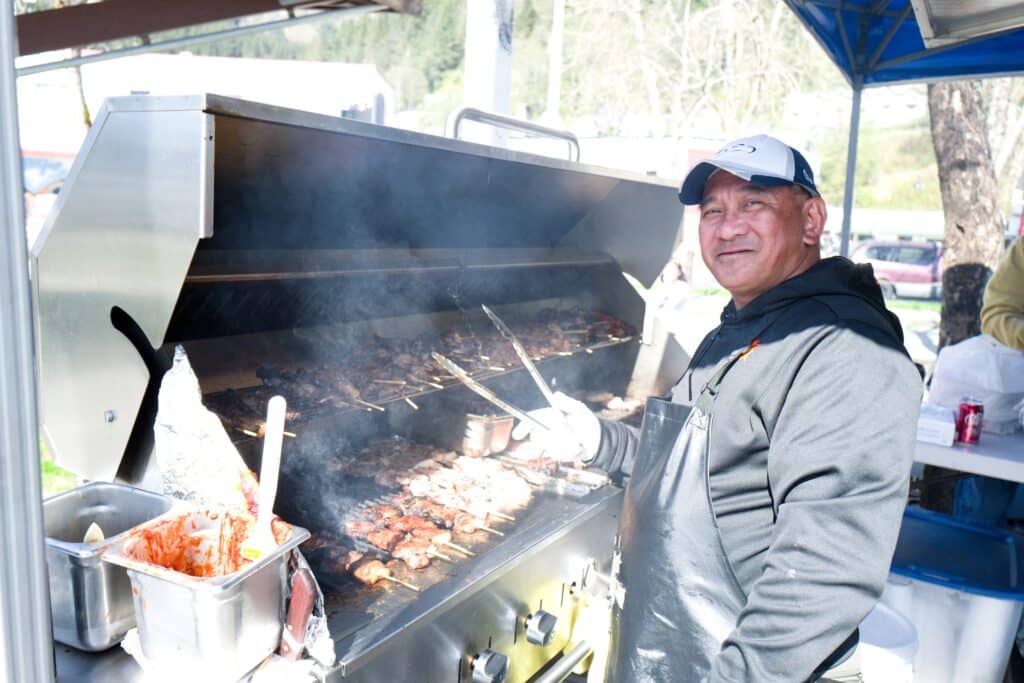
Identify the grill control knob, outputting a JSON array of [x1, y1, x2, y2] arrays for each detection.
[[525, 610, 558, 647], [471, 649, 509, 683]]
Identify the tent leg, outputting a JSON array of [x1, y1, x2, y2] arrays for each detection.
[[840, 85, 862, 258], [0, 1, 56, 681]]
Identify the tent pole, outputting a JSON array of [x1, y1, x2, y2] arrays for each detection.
[[0, 0, 55, 681], [839, 84, 862, 257]]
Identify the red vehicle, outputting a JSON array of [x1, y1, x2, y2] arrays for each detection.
[[851, 240, 943, 300]]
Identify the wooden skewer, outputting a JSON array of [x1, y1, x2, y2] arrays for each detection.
[[404, 396, 419, 411], [355, 398, 386, 412], [372, 379, 407, 386], [480, 525, 505, 537], [381, 574, 420, 592], [490, 511, 515, 522], [428, 549, 454, 562], [240, 428, 297, 439], [488, 366, 506, 372], [440, 540, 475, 557], [408, 374, 444, 390]]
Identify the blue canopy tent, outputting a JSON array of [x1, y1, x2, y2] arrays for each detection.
[[782, 0, 1024, 255]]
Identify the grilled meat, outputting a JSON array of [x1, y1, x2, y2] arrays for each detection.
[[351, 559, 391, 586], [390, 538, 432, 570], [205, 309, 633, 427], [365, 528, 404, 552]]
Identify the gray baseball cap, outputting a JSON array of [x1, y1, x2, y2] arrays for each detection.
[[679, 134, 820, 205]]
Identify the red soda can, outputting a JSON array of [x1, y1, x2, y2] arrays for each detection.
[[956, 397, 984, 444]]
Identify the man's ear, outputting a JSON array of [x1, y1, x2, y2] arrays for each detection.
[[802, 197, 827, 247]]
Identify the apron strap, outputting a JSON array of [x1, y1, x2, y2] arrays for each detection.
[[692, 311, 784, 414]]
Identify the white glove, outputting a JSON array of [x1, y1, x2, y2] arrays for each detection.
[[511, 392, 601, 462]]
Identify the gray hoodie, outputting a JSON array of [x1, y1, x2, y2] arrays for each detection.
[[593, 256, 922, 681]]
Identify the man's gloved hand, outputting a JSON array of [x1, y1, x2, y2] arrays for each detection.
[[510, 392, 601, 462]]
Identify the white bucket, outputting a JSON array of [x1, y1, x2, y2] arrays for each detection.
[[859, 600, 917, 683]]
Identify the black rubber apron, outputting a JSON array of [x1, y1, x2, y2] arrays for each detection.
[[611, 346, 752, 682]]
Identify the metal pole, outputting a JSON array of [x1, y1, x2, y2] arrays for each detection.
[[0, 0, 56, 681], [462, 0, 514, 146], [839, 84, 862, 257]]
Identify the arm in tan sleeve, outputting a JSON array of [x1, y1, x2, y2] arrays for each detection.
[[981, 237, 1024, 351]]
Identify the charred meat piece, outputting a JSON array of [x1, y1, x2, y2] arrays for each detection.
[[409, 525, 452, 546], [321, 547, 365, 574], [351, 559, 391, 586], [365, 528, 405, 552], [345, 520, 378, 538], [369, 504, 402, 521], [390, 538, 432, 570], [388, 514, 436, 533], [453, 512, 483, 535]]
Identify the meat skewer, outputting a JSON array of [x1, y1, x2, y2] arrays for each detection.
[[409, 525, 475, 557], [348, 514, 450, 567], [351, 558, 420, 592], [386, 511, 476, 557], [388, 496, 480, 555], [453, 511, 504, 537]]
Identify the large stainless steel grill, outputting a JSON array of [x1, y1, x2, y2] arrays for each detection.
[[34, 94, 685, 682]]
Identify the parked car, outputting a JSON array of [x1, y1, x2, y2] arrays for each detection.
[[851, 240, 943, 300]]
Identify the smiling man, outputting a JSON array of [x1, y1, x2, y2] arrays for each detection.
[[516, 135, 922, 681]]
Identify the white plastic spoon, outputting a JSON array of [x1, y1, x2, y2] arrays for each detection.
[[241, 395, 286, 561]]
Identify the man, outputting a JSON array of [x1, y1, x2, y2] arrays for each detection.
[[516, 135, 921, 681]]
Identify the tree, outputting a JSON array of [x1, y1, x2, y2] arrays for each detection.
[[928, 81, 1006, 348], [920, 80, 1009, 514]]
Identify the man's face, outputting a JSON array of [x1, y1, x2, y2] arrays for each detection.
[[697, 171, 824, 308]]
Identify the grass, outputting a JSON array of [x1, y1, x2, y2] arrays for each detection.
[[41, 458, 78, 497], [886, 299, 941, 313], [40, 439, 78, 497]]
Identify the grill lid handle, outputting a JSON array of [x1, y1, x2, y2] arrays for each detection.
[[447, 107, 580, 162]]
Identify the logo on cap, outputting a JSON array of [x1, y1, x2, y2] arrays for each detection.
[[720, 143, 757, 155]]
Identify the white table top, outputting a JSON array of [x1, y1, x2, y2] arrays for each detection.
[[915, 431, 1024, 483]]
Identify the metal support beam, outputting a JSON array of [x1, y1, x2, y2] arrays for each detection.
[[840, 85, 863, 257], [0, 1, 56, 682], [835, 7, 857, 74], [15, 0, 414, 57], [17, 5, 382, 77], [866, 3, 913, 72], [802, 0, 902, 18]]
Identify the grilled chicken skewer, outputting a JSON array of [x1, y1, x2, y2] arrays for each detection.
[[348, 515, 452, 566], [351, 558, 420, 592], [388, 497, 476, 556], [385, 509, 475, 556], [344, 520, 442, 568]]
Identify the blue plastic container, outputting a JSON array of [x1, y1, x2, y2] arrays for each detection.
[[881, 506, 1024, 682]]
